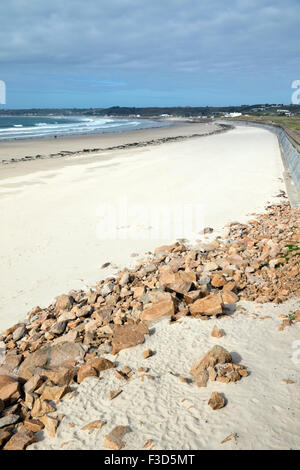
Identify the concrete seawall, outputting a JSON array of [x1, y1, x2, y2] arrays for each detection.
[[217, 119, 300, 208]]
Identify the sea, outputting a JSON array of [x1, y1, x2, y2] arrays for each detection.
[[0, 115, 171, 141]]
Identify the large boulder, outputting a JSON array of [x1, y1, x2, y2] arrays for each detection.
[[191, 345, 232, 380], [141, 299, 175, 323], [18, 342, 85, 381], [159, 270, 196, 294], [189, 294, 223, 316], [112, 323, 149, 355]]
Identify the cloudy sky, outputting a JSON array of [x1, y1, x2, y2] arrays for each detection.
[[1, 0, 300, 108]]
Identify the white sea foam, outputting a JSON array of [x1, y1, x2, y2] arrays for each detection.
[[0, 117, 168, 141]]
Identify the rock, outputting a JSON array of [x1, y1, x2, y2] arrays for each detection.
[[3, 429, 37, 450], [0, 427, 13, 447], [0, 354, 23, 376], [184, 290, 202, 304], [133, 286, 145, 299], [222, 291, 239, 304], [0, 414, 19, 428], [119, 273, 131, 286], [40, 384, 71, 403], [77, 364, 98, 384], [24, 375, 44, 394], [51, 321, 67, 335], [294, 310, 300, 322], [141, 300, 175, 323], [81, 420, 107, 432], [203, 262, 218, 272], [104, 425, 131, 450], [0, 398, 3, 413], [190, 294, 223, 316], [0, 375, 20, 402], [89, 357, 115, 372], [23, 419, 44, 433], [211, 325, 226, 338], [108, 388, 122, 400], [18, 342, 85, 380], [211, 274, 227, 288], [13, 324, 26, 341], [34, 366, 77, 386], [208, 392, 226, 410], [154, 243, 177, 254], [142, 349, 153, 359], [159, 270, 196, 294], [191, 346, 232, 376], [192, 369, 209, 387], [30, 398, 56, 418], [39, 415, 59, 438], [148, 290, 173, 303], [101, 283, 115, 296], [207, 366, 217, 381], [53, 330, 78, 344], [55, 295, 74, 313], [112, 322, 149, 355]]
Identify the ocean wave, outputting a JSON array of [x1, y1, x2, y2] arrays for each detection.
[[0, 117, 169, 141]]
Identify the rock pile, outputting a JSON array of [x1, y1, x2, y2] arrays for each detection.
[[0, 202, 298, 449]]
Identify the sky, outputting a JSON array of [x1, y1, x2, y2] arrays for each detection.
[[0, 0, 300, 108]]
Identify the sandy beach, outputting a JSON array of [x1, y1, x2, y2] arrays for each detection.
[[1, 123, 299, 451], [0, 124, 284, 332], [0, 121, 219, 163]]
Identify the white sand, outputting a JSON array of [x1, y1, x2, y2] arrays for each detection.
[[29, 298, 300, 450], [0, 125, 285, 332]]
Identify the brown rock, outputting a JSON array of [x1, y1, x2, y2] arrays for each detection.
[[211, 274, 227, 288], [192, 369, 209, 387], [159, 270, 196, 294], [184, 290, 202, 304], [222, 291, 239, 304], [0, 427, 13, 447], [40, 384, 71, 403], [55, 295, 74, 313], [30, 398, 56, 418], [24, 419, 44, 433], [39, 415, 59, 438], [112, 322, 149, 355], [190, 294, 223, 316], [77, 364, 98, 384], [211, 325, 226, 338], [141, 300, 175, 323], [142, 349, 153, 359], [81, 420, 106, 432], [24, 375, 44, 394], [108, 388, 122, 400], [104, 425, 131, 450], [0, 354, 23, 376], [18, 342, 84, 381], [34, 366, 77, 386], [0, 375, 20, 402], [3, 429, 37, 450], [208, 392, 226, 410], [87, 357, 115, 372], [191, 346, 232, 377]]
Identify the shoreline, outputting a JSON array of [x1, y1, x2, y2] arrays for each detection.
[[0, 121, 227, 165]]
